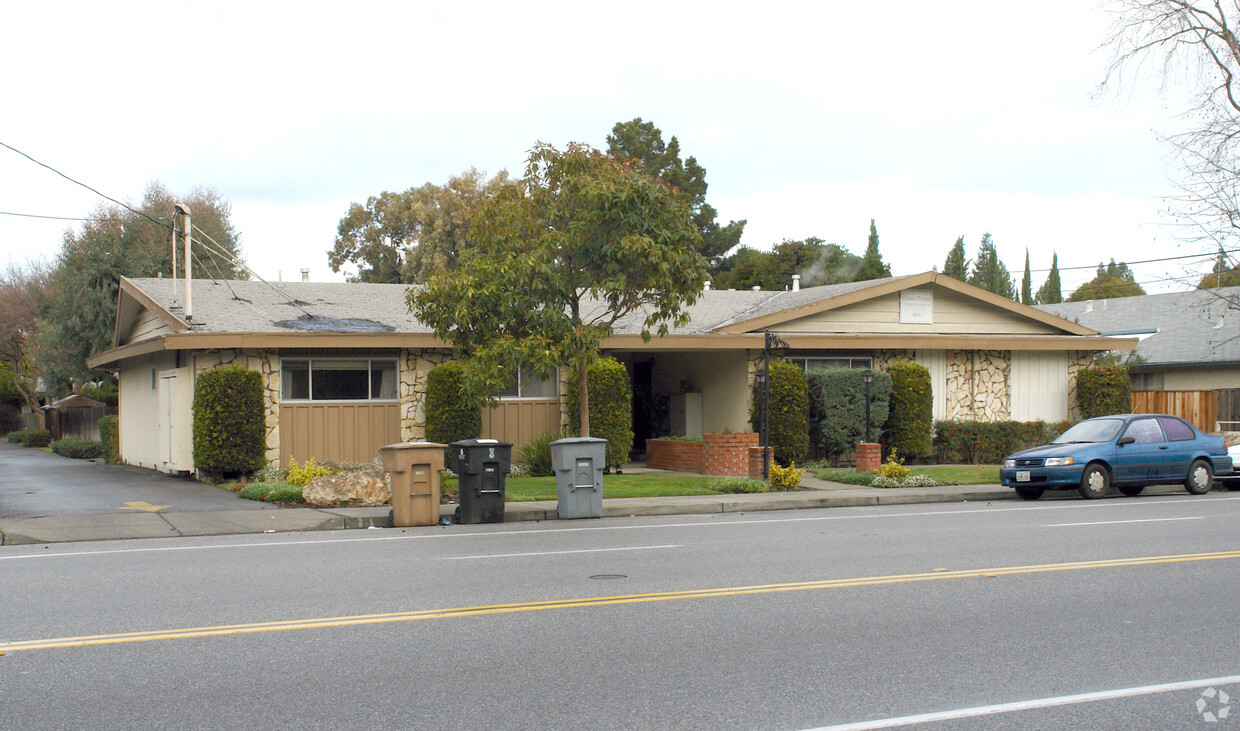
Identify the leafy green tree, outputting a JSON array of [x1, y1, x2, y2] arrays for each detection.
[[1020, 250, 1034, 305], [713, 238, 861, 290], [410, 142, 708, 437], [967, 233, 1016, 299], [0, 260, 50, 411], [607, 118, 745, 267], [1067, 259, 1146, 301], [943, 236, 969, 280], [1197, 247, 1240, 288], [329, 168, 510, 284], [1035, 252, 1063, 304], [853, 219, 892, 282], [34, 183, 243, 396]]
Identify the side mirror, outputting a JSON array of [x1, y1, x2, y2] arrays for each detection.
[[1117, 436, 1135, 446]]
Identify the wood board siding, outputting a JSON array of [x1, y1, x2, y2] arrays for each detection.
[[129, 308, 174, 343], [914, 349, 947, 420], [1010, 351, 1069, 422], [481, 400, 561, 454], [279, 402, 400, 467], [779, 288, 1063, 335], [1132, 391, 1217, 433]]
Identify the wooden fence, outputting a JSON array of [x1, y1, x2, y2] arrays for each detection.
[[1218, 388, 1240, 431], [1132, 391, 1217, 433]]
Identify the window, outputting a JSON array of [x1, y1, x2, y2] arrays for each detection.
[[1122, 418, 1165, 445], [1159, 416, 1194, 442], [789, 356, 872, 372], [280, 359, 398, 401], [497, 365, 559, 400]]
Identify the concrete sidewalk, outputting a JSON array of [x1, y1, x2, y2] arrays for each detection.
[[0, 472, 1017, 546]]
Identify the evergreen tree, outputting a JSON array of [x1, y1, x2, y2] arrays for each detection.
[[1020, 249, 1034, 305], [1035, 252, 1063, 304], [853, 219, 892, 282], [943, 236, 969, 280], [967, 233, 1016, 299]]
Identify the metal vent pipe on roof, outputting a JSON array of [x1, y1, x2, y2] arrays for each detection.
[[301, 268, 310, 283], [175, 203, 192, 321], [792, 274, 800, 292]]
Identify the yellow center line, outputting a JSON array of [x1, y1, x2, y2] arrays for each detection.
[[5, 549, 1239, 654]]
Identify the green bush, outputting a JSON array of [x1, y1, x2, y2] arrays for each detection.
[[768, 461, 803, 490], [8, 428, 52, 447], [79, 381, 119, 407], [708, 477, 767, 494], [881, 361, 933, 461], [519, 431, 558, 477], [806, 369, 891, 461], [1076, 365, 1132, 419], [568, 356, 634, 470], [52, 438, 105, 460], [426, 361, 482, 447], [238, 482, 303, 503], [931, 420, 1069, 464], [749, 359, 809, 466], [813, 467, 876, 486], [98, 414, 120, 463], [192, 365, 266, 478]]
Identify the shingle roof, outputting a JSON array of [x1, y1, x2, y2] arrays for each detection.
[[1036, 287, 1240, 366]]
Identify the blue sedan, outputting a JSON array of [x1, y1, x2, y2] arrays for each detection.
[[999, 414, 1234, 500]]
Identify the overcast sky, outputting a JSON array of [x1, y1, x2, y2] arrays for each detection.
[[0, 1, 1215, 295]]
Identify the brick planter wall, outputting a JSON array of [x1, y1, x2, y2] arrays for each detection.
[[645, 439, 704, 473], [748, 446, 771, 479], [855, 442, 881, 472], [703, 432, 760, 477]]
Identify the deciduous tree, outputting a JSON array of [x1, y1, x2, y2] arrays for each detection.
[[0, 260, 51, 411], [1067, 259, 1146, 301], [409, 142, 707, 437]]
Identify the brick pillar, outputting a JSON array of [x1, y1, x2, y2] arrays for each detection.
[[855, 443, 881, 472], [748, 446, 771, 478]]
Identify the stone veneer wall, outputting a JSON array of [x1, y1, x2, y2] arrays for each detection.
[[399, 349, 454, 442], [193, 349, 281, 467], [944, 349, 1011, 422]]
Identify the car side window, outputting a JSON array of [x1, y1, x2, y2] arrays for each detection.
[[1159, 417, 1194, 442], [1123, 418, 1165, 445]]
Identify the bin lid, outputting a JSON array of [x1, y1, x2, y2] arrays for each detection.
[[450, 438, 512, 448], [550, 437, 607, 445], [379, 441, 447, 450]]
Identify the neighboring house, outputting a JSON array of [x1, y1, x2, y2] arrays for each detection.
[[88, 272, 1132, 473], [1037, 287, 1240, 392]]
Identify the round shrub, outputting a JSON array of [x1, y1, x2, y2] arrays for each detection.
[[426, 361, 482, 446], [52, 438, 104, 460], [568, 356, 634, 470], [9, 428, 52, 447], [881, 361, 933, 461], [98, 414, 120, 463], [192, 365, 265, 478], [749, 359, 809, 466], [1076, 365, 1132, 419]]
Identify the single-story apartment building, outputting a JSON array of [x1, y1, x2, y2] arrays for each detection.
[[88, 272, 1134, 473]]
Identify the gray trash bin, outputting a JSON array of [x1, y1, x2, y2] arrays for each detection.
[[550, 437, 606, 519]]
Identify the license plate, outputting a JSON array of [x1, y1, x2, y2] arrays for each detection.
[[1016, 471, 1031, 482]]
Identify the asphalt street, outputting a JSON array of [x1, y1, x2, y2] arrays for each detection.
[[3, 492, 1239, 729]]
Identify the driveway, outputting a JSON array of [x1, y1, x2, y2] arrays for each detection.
[[0, 441, 272, 519]]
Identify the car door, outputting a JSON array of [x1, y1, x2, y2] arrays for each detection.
[[1112, 417, 1167, 484], [1158, 416, 1197, 481]]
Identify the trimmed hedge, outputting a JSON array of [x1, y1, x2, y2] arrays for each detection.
[[806, 369, 891, 461], [1076, 365, 1131, 419], [52, 438, 105, 460], [425, 361, 482, 447], [98, 414, 120, 463], [568, 357, 634, 470], [882, 361, 933, 461], [7, 428, 52, 447], [931, 420, 1069, 465], [749, 359, 809, 466], [192, 365, 266, 477]]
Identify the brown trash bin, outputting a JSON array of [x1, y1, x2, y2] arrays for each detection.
[[379, 442, 447, 527]]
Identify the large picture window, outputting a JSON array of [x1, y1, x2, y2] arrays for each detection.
[[281, 359, 398, 401], [497, 365, 559, 400], [788, 356, 872, 372]]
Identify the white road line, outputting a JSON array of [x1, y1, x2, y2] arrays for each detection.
[[439, 544, 682, 560], [3, 495, 1239, 561], [1044, 516, 1205, 527], [806, 674, 1240, 730]]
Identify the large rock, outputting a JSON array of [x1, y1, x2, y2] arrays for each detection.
[[302, 469, 391, 507]]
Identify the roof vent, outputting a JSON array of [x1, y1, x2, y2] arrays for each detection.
[[301, 268, 310, 283], [792, 274, 801, 292], [704, 281, 711, 291], [752, 285, 761, 291]]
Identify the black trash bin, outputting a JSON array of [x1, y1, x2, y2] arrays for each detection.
[[450, 438, 512, 523]]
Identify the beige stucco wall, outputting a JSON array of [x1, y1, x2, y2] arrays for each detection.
[[653, 350, 750, 433], [117, 352, 192, 472], [1159, 366, 1240, 391]]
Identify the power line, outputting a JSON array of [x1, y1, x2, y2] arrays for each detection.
[[0, 210, 136, 223]]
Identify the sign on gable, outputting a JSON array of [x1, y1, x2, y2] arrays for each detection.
[[900, 289, 933, 324]]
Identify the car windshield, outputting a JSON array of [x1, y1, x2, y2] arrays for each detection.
[[1051, 419, 1124, 444]]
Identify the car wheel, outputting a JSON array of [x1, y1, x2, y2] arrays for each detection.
[[1078, 464, 1109, 499], [1118, 485, 1144, 497], [1184, 459, 1214, 495], [1015, 487, 1043, 501]]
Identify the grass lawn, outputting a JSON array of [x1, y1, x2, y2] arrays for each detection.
[[813, 464, 1001, 486], [444, 473, 727, 501]]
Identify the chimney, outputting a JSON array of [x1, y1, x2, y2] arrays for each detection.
[[792, 274, 801, 292], [301, 268, 310, 283]]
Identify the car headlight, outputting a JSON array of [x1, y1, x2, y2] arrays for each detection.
[[1044, 457, 1075, 467], [1004, 459, 1016, 468]]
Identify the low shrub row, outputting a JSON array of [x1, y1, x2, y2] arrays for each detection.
[[7, 429, 51, 447], [51, 438, 104, 460], [931, 419, 1069, 465]]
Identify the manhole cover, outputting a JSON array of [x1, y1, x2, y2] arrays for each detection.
[[590, 574, 627, 580]]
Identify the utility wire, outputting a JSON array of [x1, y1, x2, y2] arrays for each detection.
[[191, 223, 313, 317], [0, 210, 141, 223]]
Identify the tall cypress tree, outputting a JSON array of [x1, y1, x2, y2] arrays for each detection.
[[1035, 252, 1062, 304], [853, 219, 892, 282], [967, 233, 1016, 299], [943, 236, 969, 280], [1020, 249, 1034, 305]]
